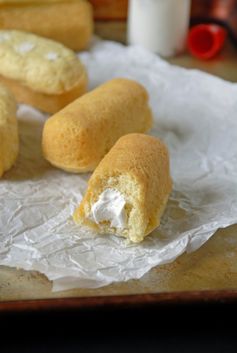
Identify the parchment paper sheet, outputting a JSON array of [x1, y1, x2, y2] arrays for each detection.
[[0, 40, 237, 291]]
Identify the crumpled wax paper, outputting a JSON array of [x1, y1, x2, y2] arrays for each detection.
[[0, 40, 237, 291]]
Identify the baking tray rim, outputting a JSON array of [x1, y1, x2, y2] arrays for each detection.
[[1, 289, 237, 312]]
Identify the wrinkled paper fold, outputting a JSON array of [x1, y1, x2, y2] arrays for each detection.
[[0, 40, 237, 291]]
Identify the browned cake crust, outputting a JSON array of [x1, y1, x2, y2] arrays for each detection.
[[74, 133, 172, 243], [0, 0, 93, 51], [0, 71, 88, 114], [42, 78, 153, 172], [0, 83, 18, 177]]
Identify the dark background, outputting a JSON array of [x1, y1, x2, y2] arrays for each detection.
[[1, 302, 237, 353]]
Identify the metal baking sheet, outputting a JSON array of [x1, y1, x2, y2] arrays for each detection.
[[0, 27, 237, 309]]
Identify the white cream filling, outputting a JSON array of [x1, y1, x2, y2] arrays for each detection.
[[90, 188, 127, 230]]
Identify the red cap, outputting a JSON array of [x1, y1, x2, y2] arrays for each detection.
[[188, 24, 227, 60]]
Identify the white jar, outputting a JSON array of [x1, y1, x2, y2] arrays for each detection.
[[127, 0, 191, 57]]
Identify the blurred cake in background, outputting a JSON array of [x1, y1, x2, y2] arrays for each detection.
[[0, 0, 93, 51]]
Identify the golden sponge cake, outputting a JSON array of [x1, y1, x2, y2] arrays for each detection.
[[0, 83, 18, 177], [74, 133, 172, 243], [42, 78, 153, 173], [0, 30, 88, 113], [0, 0, 93, 51]]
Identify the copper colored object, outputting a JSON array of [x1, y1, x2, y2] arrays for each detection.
[[89, 0, 128, 20], [191, 0, 236, 19], [191, 0, 237, 45]]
